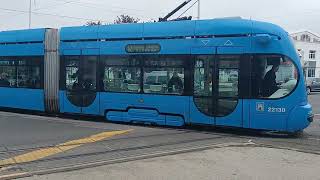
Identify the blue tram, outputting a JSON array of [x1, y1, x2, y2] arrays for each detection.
[[0, 18, 313, 133]]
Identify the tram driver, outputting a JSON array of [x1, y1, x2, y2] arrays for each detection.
[[168, 71, 183, 93], [262, 61, 280, 97]]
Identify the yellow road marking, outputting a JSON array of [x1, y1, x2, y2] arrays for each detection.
[[0, 129, 132, 167]]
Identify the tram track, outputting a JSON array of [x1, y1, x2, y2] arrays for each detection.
[[1, 129, 319, 169], [1, 124, 320, 159], [0, 141, 255, 180], [1, 137, 320, 180], [1, 128, 320, 179], [0, 133, 235, 167]]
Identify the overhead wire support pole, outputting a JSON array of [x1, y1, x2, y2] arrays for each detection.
[[197, 0, 200, 20], [29, 0, 32, 29], [159, 0, 191, 22]]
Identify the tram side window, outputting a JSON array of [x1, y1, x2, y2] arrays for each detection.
[[218, 56, 239, 98], [65, 59, 79, 91], [193, 56, 214, 116], [0, 58, 41, 89], [193, 56, 212, 96], [216, 55, 240, 117], [0, 60, 16, 87], [143, 56, 185, 95], [251, 55, 298, 99], [102, 56, 141, 93], [16, 60, 41, 89]]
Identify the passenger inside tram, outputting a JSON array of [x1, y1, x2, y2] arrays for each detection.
[[0, 73, 10, 87], [262, 61, 280, 97], [168, 71, 183, 93]]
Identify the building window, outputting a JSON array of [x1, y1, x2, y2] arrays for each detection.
[[301, 34, 311, 42], [313, 38, 320, 43], [293, 36, 298, 40], [308, 68, 315, 77], [309, 50, 316, 59]]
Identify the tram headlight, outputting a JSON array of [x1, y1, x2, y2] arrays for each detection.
[[307, 111, 314, 123]]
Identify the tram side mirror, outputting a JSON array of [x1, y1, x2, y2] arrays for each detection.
[[254, 34, 272, 45]]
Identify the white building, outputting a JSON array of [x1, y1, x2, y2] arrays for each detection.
[[290, 31, 320, 81]]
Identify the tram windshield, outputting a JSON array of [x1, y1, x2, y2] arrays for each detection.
[[251, 55, 298, 99]]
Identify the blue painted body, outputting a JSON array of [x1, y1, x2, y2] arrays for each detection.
[[0, 29, 46, 111], [0, 19, 312, 133], [0, 88, 44, 111], [59, 18, 312, 132]]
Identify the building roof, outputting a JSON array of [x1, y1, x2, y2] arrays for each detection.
[[290, 30, 320, 38]]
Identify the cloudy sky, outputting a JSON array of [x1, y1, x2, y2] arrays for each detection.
[[1, 0, 320, 34]]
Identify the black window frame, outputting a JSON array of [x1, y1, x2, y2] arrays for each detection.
[[192, 54, 241, 117], [248, 53, 300, 100], [100, 55, 142, 94], [141, 55, 190, 96], [0, 56, 44, 89], [99, 54, 192, 96]]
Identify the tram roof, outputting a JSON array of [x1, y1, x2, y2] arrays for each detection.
[[60, 18, 288, 41], [0, 28, 46, 44], [0, 18, 288, 43]]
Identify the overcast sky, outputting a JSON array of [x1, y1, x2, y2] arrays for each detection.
[[1, 0, 320, 34]]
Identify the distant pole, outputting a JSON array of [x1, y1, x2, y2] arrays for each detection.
[[28, 0, 31, 28], [197, 0, 200, 20]]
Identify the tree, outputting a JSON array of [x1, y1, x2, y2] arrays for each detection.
[[114, 14, 140, 24], [85, 14, 140, 26], [86, 21, 102, 26]]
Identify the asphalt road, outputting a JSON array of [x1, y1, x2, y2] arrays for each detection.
[[309, 92, 320, 114], [0, 93, 319, 179]]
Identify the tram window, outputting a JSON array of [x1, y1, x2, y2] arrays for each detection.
[[104, 67, 140, 92], [194, 56, 213, 96], [82, 56, 97, 91], [102, 56, 141, 93], [17, 66, 40, 88], [143, 67, 184, 94], [218, 56, 239, 98], [65, 59, 79, 91], [104, 56, 140, 66], [143, 56, 185, 95], [216, 99, 238, 117], [0, 63, 16, 87], [251, 55, 298, 99], [0, 58, 42, 89], [193, 56, 214, 116]]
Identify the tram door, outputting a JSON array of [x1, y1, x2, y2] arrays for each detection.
[[214, 47, 243, 127], [62, 49, 100, 115], [190, 47, 243, 127]]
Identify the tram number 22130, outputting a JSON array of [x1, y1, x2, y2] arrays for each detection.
[[268, 107, 286, 113]]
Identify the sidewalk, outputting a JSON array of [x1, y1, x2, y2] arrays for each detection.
[[26, 146, 320, 180]]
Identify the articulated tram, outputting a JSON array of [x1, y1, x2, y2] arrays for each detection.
[[0, 18, 313, 133]]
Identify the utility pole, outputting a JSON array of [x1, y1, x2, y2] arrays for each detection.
[[29, 0, 32, 29], [197, 0, 200, 20]]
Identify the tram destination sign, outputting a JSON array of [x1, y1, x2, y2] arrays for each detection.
[[125, 44, 161, 53]]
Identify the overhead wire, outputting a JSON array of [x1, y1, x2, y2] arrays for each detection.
[[0, 7, 105, 22], [48, 0, 145, 13], [177, 0, 198, 18], [0, 0, 149, 24], [5, 0, 83, 17]]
